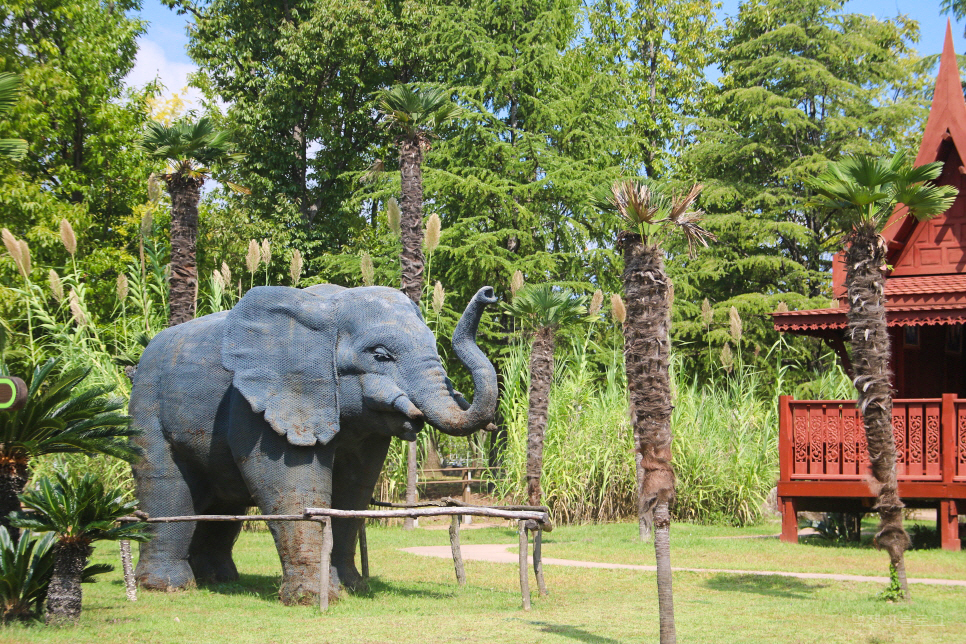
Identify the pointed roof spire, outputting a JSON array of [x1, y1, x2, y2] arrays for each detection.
[[882, 21, 966, 246], [917, 18, 966, 167]]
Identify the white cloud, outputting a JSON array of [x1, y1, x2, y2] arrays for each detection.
[[124, 37, 203, 109]]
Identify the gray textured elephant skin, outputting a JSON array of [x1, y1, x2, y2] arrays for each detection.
[[130, 284, 498, 604]]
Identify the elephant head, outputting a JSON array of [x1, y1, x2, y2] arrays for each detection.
[[221, 284, 498, 446]]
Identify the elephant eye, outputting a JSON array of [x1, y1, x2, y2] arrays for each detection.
[[372, 346, 395, 363]]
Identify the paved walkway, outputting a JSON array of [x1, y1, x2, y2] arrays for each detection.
[[401, 544, 966, 588]]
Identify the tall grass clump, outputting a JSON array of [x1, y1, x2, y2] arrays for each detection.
[[671, 360, 777, 526], [492, 340, 785, 526]]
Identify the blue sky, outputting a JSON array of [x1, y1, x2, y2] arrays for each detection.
[[125, 0, 966, 103]]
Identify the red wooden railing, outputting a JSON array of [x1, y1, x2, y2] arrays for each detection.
[[780, 395, 966, 482]]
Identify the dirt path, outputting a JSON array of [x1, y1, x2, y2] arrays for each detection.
[[401, 544, 966, 587]]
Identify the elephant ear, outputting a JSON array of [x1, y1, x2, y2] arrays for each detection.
[[222, 286, 339, 447]]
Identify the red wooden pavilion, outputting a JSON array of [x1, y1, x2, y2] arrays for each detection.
[[770, 23, 966, 551]]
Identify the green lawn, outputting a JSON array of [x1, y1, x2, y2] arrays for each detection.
[[1, 520, 963, 644]]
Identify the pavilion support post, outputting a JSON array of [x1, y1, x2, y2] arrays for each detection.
[[449, 515, 466, 586], [359, 523, 369, 579], [533, 527, 547, 596], [939, 500, 961, 551], [780, 498, 798, 544], [518, 520, 531, 610], [319, 517, 333, 612]]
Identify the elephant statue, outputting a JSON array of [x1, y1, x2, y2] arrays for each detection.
[[129, 284, 498, 604]]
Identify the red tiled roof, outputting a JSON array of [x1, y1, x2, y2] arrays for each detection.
[[772, 304, 966, 333], [885, 275, 966, 296]]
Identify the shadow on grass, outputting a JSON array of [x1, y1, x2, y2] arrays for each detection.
[[352, 576, 455, 601], [704, 573, 824, 599], [199, 573, 281, 600], [523, 620, 625, 644]]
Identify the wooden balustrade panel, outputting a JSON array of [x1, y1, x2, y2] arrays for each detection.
[[958, 403, 966, 480], [788, 400, 938, 481]]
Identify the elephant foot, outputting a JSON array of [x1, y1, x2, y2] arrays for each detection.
[[334, 562, 367, 593], [279, 570, 340, 606], [190, 554, 240, 585], [135, 560, 196, 592]]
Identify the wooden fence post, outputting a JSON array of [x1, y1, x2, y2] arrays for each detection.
[[449, 515, 466, 586], [358, 523, 369, 579], [319, 517, 333, 612], [119, 540, 137, 601], [533, 527, 547, 596], [518, 520, 530, 610]]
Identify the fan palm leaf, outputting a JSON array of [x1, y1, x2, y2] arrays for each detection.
[[0, 73, 26, 161]]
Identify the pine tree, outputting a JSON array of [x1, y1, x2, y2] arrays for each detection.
[[679, 0, 928, 377]]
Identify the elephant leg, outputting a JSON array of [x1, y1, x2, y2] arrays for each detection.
[[133, 444, 208, 591], [229, 388, 336, 605], [188, 503, 246, 584], [330, 435, 392, 592]]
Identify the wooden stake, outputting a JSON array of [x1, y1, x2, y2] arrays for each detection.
[[319, 517, 333, 612], [533, 528, 547, 596], [119, 540, 137, 601], [449, 515, 466, 587], [358, 523, 369, 580], [518, 520, 530, 610]]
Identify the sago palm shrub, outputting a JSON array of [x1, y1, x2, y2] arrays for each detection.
[[0, 527, 55, 623], [0, 349, 138, 538], [807, 152, 957, 598], [11, 472, 148, 626]]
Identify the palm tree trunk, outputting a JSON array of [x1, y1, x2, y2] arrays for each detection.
[[45, 540, 92, 626], [398, 137, 425, 304], [399, 136, 425, 520], [526, 327, 555, 507], [0, 459, 27, 541], [621, 232, 675, 643], [845, 226, 910, 597], [165, 174, 204, 327]]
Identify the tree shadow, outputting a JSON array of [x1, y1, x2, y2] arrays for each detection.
[[703, 573, 824, 599], [521, 620, 625, 644]]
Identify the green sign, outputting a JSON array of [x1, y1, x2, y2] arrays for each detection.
[[0, 376, 27, 411]]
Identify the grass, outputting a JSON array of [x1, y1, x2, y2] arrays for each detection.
[[1, 521, 962, 643]]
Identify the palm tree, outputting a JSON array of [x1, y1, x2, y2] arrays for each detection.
[[807, 152, 957, 599], [11, 472, 148, 626], [0, 73, 26, 162], [375, 84, 461, 304], [504, 284, 588, 507], [599, 179, 714, 644], [376, 85, 461, 528], [139, 117, 244, 326], [0, 355, 139, 540]]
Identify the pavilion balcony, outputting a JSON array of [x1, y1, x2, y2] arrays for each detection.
[[777, 394, 966, 551]]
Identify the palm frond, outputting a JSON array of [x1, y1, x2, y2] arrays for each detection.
[[375, 84, 463, 137], [502, 284, 588, 330], [11, 472, 149, 545]]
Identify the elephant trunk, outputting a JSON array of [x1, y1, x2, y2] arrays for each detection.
[[415, 286, 498, 436]]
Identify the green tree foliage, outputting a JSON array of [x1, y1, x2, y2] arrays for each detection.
[[679, 0, 928, 379], [0, 0, 158, 331], [584, 0, 719, 177]]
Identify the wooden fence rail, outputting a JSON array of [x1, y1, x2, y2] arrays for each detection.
[[117, 503, 551, 611]]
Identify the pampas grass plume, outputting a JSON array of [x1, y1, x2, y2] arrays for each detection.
[[387, 198, 401, 238], [424, 213, 441, 254], [60, 219, 77, 256], [610, 294, 626, 324], [69, 288, 87, 326], [360, 252, 374, 286], [432, 281, 444, 315], [245, 240, 260, 274], [511, 270, 524, 299], [260, 238, 271, 265], [49, 270, 64, 302], [589, 289, 603, 316], [290, 249, 303, 286], [116, 273, 129, 300]]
